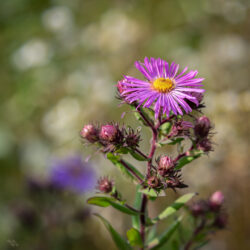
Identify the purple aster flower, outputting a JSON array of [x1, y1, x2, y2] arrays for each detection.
[[50, 155, 96, 194], [120, 57, 205, 118]]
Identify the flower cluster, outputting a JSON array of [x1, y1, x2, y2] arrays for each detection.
[[81, 123, 141, 153]]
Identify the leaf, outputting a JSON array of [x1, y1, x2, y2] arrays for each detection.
[[167, 137, 184, 145], [146, 225, 157, 244], [151, 193, 196, 224], [126, 228, 143, 247], [94, 214, 132, 250], [147, 218, 181, 249], [132, 185, 142, 230], [115, 147, 129, 154], [87, 196, 114, 207], [129, 149, 148, 161], [175, 150, 203, 170], [122, 159, 144, 180], [131, 106, 153, 127], [107, 153, 134, 180], [139, 188, 158, 198], [87, 196, 139, 215], [160, 122, 172, 135]]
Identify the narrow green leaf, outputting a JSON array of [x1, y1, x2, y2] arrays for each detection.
[[126, 228, 143, 247], [94, 214, 132, 250], [115, 147, 129, 154], [87, 196, 139, 215], [129, 149, 148, 161], [175, 150, 203, 170], [130, 106, 153, 127], [87, 196, 114, 207], [122, 159, 144, 180], [147, 218, 181, 249], [107, 153, 135, 180], [151, 193, 196, 224], [132, 185, 142, 230]]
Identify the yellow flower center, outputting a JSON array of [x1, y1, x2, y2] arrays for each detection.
[[152, 78, 175, 93]]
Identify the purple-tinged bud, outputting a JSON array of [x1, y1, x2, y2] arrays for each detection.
[[189, 200, 209, 217], [81, 124, 99, 143], [97, 177, 113, 193], [214, 213, 228, 229], [209, 191, 224, 210], [158, 156, 174, 176], [194, 116, 211, 138], [147, 176, 160, 189], [197, 138, 213, 152], [191, 92, 204, 104], [100, 125, 118, 142], [125, 128, 140, 148]]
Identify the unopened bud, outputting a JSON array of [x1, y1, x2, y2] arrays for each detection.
[[209, 191, 224, 210], [194, 116, 211, 138], [97, 177, 113, 193], [197, 138, 212, 152], [189, 200, 209, 217], [81, 124, 98, 143], [158, 156, 174, 176], [214, 213, 227, 229], [147, 176, 160, 189], [100, 125, 118, 142]]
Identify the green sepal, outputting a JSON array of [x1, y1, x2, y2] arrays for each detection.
[[126, 228, 143, 247], [94, 214, 132, 250], [87, 196, 139, 215]]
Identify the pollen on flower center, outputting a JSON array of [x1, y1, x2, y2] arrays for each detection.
[[152, 78, 175, 93]]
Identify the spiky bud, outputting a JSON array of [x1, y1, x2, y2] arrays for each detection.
[[166, 176, 188, 189], [125, 128, 140, 148], [189, 200, 209, 217], [100, 125, 118, 142], [209, 191, 224, 210], [197, 138, 213, 152], [80, 124, 99, 143], [214, 213, 228, 229], [194, 116, 211, 139], [158, 156, 174, 176], [97, 177, 113, 193], [147, 176, 160, 189]]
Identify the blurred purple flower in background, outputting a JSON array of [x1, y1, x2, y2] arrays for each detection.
[[50, 155, 96, 194]]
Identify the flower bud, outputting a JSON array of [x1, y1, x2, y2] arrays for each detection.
[[209, 191, 224, 210], [147, 176, 160, 189], [194, 116, 211, 138], [189, 200, 209, 217], [97, 177, 113, 193], [80, 124, 99, 143], [197, 138, 212, 152], [214, 213, 227, 229], [100, 125, 118, 142], [158, 156, 174, 176]]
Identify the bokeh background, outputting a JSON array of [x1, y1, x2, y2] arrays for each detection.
[[0, 0, 249, 249]]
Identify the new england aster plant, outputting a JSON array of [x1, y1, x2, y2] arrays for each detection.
[[81, 57, 227, 249]]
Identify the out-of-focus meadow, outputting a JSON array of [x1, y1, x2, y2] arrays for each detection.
[[0, 0, 249, 249]]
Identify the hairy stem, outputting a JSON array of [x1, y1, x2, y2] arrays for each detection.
[[134, 148, 149, 160], [184, 218, 206, 250], [120, 159, 144, 184], [139, 116, 159, 249]]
